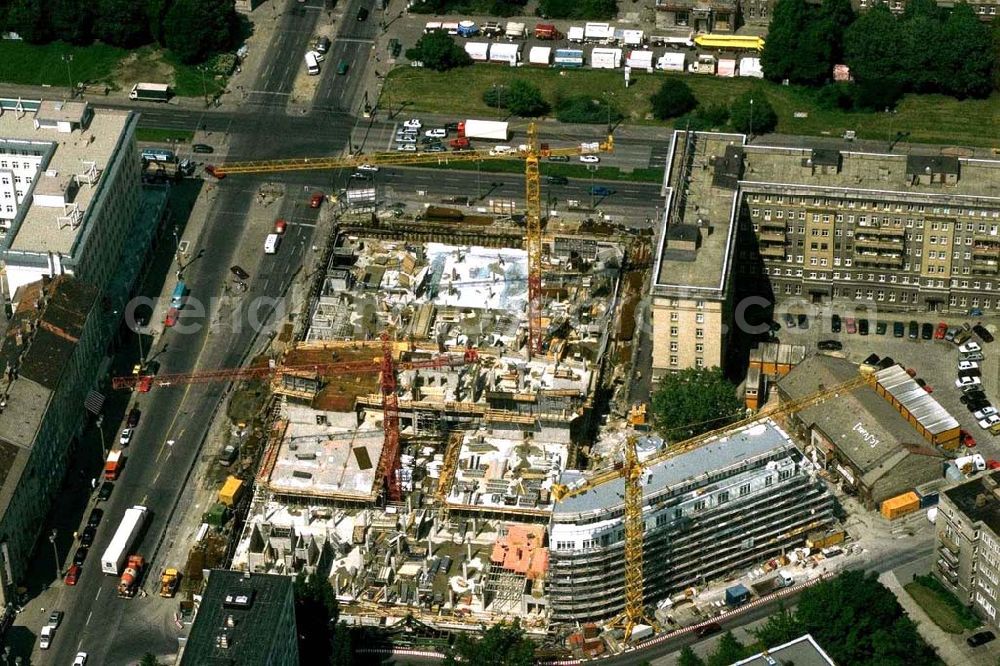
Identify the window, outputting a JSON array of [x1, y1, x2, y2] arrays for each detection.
[[669, 355, 678, 366], [695, 328, 704, 338], [670, 342, 678, 352], [670, 312, 678, 321], [670, 326, 678, 336], [693, 500, 706, 511], [717, 491, 729, 504], [695, 357, 704, 368], [695, 343, 704, 353], [740, 483, 751, 496], [695, 313, 704, 324]]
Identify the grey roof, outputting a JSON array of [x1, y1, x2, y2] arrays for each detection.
[[733, 634, 837, 666], [810, 148, 841, 168], [906, 154, 959, 176], [943, 470, 1000, 537], [874, 365, 959, 435], [554, 421, 793, 516], [180, 570, 296, 666]]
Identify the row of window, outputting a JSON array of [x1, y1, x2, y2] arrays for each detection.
[[753, 212, 1000, 237], [669, 355, 705, 368], [669, 312, 705, 323], [669, 326, 704, 338], [0, 175, 32, 186], [748, 193, 1000, 220], [669, 341, 705, 353], [663, 299, 707, 309]]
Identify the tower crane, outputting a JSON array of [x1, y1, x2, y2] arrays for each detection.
[[113, 342, 479, 502], [551, 371, 873, 640], [209, 122, 614, 357]]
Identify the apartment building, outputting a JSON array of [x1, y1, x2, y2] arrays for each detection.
[[548, 421, 834, 622], [934, 470, 1000, 631], [0, 98, 142, 300], [651, 133, 744, 377], [654, 0, 738, 32]]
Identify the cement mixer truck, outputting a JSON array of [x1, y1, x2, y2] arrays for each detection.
[[117, 555, 144, 598]]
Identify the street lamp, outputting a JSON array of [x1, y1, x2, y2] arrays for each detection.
[[61, 55, 74, 97], [748, 97, 754, 143], [199, 66, 209, 108], [588, 165, 597, 209], [48, 530, 59, 581], [96, 414, 107, 462]]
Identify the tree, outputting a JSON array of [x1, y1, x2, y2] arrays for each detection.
[[752, 606, 804, 648], [994, 18, 1000, 91], [651, 367, 741, 439], [677, 645, 705, 666], [937, 3, 994, 98], [902, 0, 943, 20], [330, 622, 354, 666], [650, 79, 697, 120], [405, 32, 472, 72], [163, 0, 237, 64], [537, 0, 617, 20], [145, 0, 173, 45], [94, 0, 151, 47], [6, 0, 50, 43], [49, 0, 93, 45], [729, 89, 778, 135], [505, 80, 549, 116], [760, 0, 811, 82], [444, 620, 536, 666], [816, 0, 856, 63], [139, 654, 159, 666], [294, 571, 339, 665], [844, 5, 906, 89], [554, 95, 623, 124], [706, 632, 749, 666]]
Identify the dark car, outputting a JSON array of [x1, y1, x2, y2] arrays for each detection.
[[921, 322, 934, 340], [444, 122, 460, 131], [73, 547, 88, 567], [87, 508, 103, 528], [356, 7, 369, 20], [696, 622, 722, 638], [589, 186, 614, 197], [908, 320, 919, 339], [79, 525, 96, 547], [893, 321, 905, 337], [546, 175, 569, 185], [818, 340, 843, 351], [859, 318, 869, 335], [126, 406, 141, 428], [97, 482, 113, 502], [548, 155, 570, 162], [831, 314, 841, 333], [967, 631, 996, 647], [973, 324, 994, 343], [192, 144, 214, 154], [783, 313, 796, 329], [230, 265, 250, 281], [876, 321, 888, 335], [797, 314, 809, 329]]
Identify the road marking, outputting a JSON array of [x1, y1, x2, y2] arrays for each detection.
[[95, 587, 102, 601], [152, 470, 161, 485], [85, 610, 93, 626], [247, 90, 292, 96], [141, 494, 148, 504]]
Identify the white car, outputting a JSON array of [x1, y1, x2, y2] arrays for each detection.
[[395, 143, 416, 152], [978, 414, 1000, 429], [403, 118, 422, 129], [74, 653, 88, 666], [974, 406, 998, 420], [956, 375, 983, 388], [959, 360, 980, 371], [307, 49, 325, 62], [425, 128, 447, 138], [356, 164, 379, 172], [395, 135, 416, 143], [959, 341, 982, 353], [119, 428, 133, 446], [579, 155, 600, 163], [40, 626, 53, 650]]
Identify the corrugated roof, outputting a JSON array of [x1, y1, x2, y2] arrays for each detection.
[[874, 365, 959, 434]]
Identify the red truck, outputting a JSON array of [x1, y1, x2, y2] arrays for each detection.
[[534, 23, 562, 40], [449, 137, 471, 151], [117, 555, 144, 597], [104, 450, 124, 480]]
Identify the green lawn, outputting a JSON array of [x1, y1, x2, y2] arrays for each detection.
[[381, 66, 1000, 148], [905, 575, 982, 634], [0, 40, 127, 87]]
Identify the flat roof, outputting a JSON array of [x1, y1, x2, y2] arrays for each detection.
[[943, 470, 1000, 537], [653, 132, 744, 295], [0, 99, 132, 256], [180, 570, 295, 665], [555, 420, 793, 516], [874, 365, 959, 435], [733, 634, 837, 666]]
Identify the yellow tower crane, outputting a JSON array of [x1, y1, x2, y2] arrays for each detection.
[[551, 371, 874, 640], [212, 123, 613, 357]]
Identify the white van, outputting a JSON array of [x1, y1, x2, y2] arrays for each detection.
[[304, 52, 320, 75], [264, 233, 282, 254]]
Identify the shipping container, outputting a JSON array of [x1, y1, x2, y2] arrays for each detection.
[[880, 491, 920, 520], [219, 475, 244, 507]]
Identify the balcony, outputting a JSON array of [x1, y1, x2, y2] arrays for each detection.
[[970, 258, 1000, 275], [758, 217, 786, 230], [940, 532, 961, 554], [939, 545, 959, 566], [758, 230, 786, 243], [855, 236, 904, 251], [855, 223, 905, 237], [937, 560, 959, 584], [759, 245, 786, 258], [854, 252, 904, 268]]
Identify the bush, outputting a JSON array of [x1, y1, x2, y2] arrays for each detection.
[[554, 95, 622, 124], [537, 0, 617, 20], [650, 79, 697, 120], [729, 89, 778, 135], [405, 32, 472, 71], [815, 82, 856, 111], [674, 103, 730, 131]]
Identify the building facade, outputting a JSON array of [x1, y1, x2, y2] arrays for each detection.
[[548, 422, 834, 622], [934, 471, 1000, 631], [655, 0, 738, 32]]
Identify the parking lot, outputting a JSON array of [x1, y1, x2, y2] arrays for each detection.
[[771, 309, 1000, 461]]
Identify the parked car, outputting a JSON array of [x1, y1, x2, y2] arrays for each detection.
[[546, 175, 569, 185], [955, 330, 973, 346], [959, 360, 980, 371], [696, 622, 722, 638], [47, 610, 64, 629], [425, 145, 446, 153], [876, 321, 888, 335], [818, 340, 843, 351], [783, 313, 796, 329], [859, 318, 869, 335], [356, 7, 369, 20], [967, 631, 996, 647], [921, 322, 934, 340], [845, 317, 856, 334], [80, 525, 96, 546], [357, 164, 380, 172], [974, 324, 994, 343], [230, 265, 250, 281], [73, 653, 88, 666], [831, 314, 841, 333], [396, 143, 417, 152], [945, 326, 960, 341], [425, 128, 448, 138], [960, 351, 985, 362], [119, 428, 133, 446], [97, 482, 113, 502], [893, 321, 905, 338], [309, 192, 324, 208], [956, 375, 983, 389], [908, 321, 919, 339], [961, 430, 977, 448], [797, 314, 809, 329], [64, 564, 80, 586], [579, 155, 600, 163], [978, 414, 1000, 429], [72, 547, 88, 567], [974, 407, 998, 420], [960, 341, 983, 354], [127, 406, 141, 428], [192, 143, 214, 154], [935, 322, 948, 339], [548, 155, 570, 162], [402, 118, 422, 130], [87, 508, 103, 527]]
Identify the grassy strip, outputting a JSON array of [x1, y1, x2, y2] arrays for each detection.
[[136, 127, 196, 144], [0, 40, 126, 87], [413, 158, 663, 183], [381, 66, 1000, 148], [162, 50, 228, 99], [905, 575, 982, 634]]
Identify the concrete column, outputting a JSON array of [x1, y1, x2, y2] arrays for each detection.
[[427, 535, 433, 558], [462, 561, 468, 579], [467, 542, 472, 560]]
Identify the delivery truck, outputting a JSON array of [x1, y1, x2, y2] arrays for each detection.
[[101, 505, 149, 575], [457, 120, 510, 141], [749, 570, 794, 597], [104, 449, 124, 480], [129, 83, 171, 102]]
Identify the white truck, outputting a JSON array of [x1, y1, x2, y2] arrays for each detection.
[[458, 120, 510, 141], [129, 83, 171, 102], [590, 48, 623, 69], [101, 505, 148, 575]]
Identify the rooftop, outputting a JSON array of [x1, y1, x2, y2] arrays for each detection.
[[943, 470, 1000, 537], [653, 132, 743, 296], [733, 634, 837, 666], [554, 420, 794, 516], [0, 98, 132, 256], [180, 570, 295, 666]]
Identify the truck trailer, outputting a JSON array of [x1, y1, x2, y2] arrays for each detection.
[[457, 120, 510, 141], [129, 83, 171, 102], [553, 48, 585, 68], [101, 505, 149, 575], [590, 47, 623, 69]]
